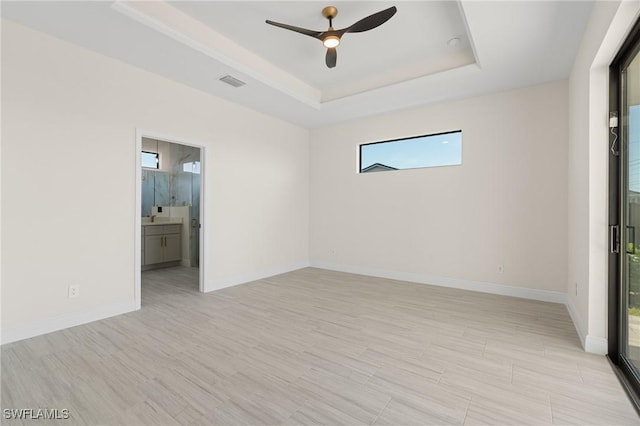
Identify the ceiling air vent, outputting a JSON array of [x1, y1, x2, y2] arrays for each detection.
[[219, 75, 246, 88]]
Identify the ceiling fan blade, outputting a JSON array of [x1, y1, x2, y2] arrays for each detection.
[[343, 6, 397, 34], [326, 48, 337, 68], [265, 20, 323, 40]]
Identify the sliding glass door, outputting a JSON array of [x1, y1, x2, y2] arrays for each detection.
[[610, 18, 640, 405], [624, 49, 640, 370]]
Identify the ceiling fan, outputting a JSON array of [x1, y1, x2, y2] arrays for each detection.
[[265, 5, 397, 69]]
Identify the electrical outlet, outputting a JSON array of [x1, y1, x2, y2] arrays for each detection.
[[68, 285, 80, 299], [497, 265, 504, 274]]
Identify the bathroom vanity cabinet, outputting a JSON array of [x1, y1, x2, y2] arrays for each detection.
[[142, 223, 182, 268]]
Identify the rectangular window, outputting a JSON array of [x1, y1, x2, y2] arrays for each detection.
[[182, 161, 201, 174], [141, 151, 159, 169], [359, 130, 462, 173]]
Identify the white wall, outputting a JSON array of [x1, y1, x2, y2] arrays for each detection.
[[310, 80, 568, 301], [1, 20, 309, 343], [567, 0, 640, 354]]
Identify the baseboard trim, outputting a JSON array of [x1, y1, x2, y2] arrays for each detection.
[[1, 299, 138, 345], [565, 296, 608, 355], [566, 297, 587, 349], [205, 261, 311, 293], [311, 262, 567, 304]]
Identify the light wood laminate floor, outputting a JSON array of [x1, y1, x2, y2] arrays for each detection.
[[2, 267, 638, 425]]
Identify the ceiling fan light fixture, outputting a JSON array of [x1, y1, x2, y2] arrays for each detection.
[[323, 35, 340, 48], [266, 5, 397, 68]]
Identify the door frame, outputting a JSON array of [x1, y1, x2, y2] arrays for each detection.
[[135, 129, 206, 308], [608, 16, 640, 409]]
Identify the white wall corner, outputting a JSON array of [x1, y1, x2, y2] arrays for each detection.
[[566, 296, 587, 349], [585, 334, 608, 355], [566, 297, 607, 355], [1, 300, 138, 345], [311, 263, 567, 304]]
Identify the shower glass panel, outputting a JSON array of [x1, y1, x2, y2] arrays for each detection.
[[169, 143, 201, 268]]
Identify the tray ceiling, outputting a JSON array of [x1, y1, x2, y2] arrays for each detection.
[[2, 1, 593, 128]]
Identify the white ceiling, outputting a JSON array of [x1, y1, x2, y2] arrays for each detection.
[[2, 1, 593, 128], [168, 1, 475, 101]]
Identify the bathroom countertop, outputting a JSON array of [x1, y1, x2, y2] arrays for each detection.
[[142, 220, 183, 226]]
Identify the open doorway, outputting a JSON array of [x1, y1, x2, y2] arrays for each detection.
[[135, 131, 204, 308]]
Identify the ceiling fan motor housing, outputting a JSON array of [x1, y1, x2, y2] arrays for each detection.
[[322, 6, 338, 20]]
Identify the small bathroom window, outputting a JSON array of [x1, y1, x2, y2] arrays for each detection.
[[142, 151, 159, 169]]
